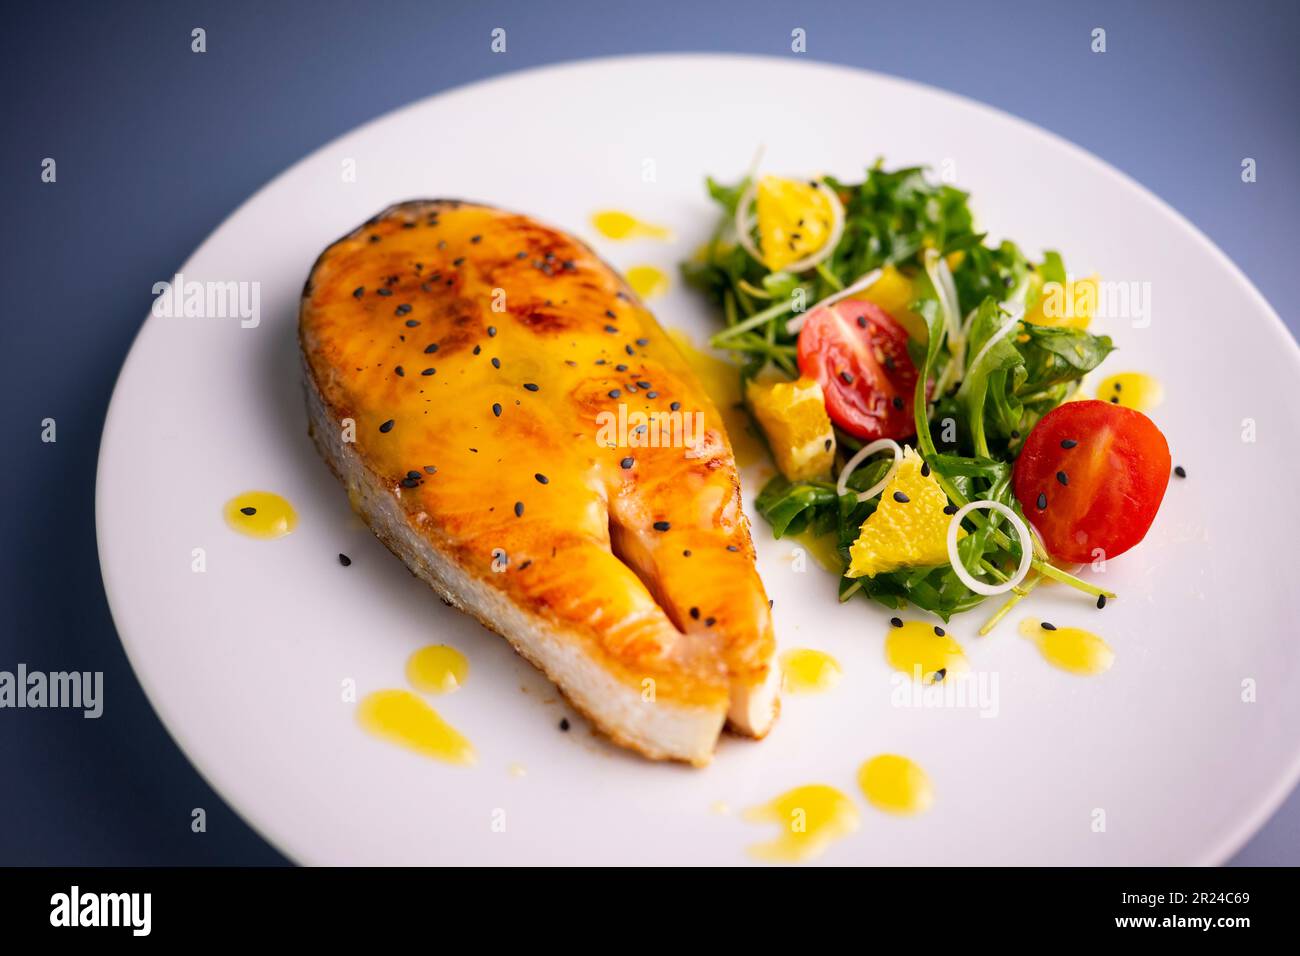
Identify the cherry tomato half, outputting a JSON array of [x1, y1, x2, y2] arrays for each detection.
[[1013, 400, 1171, 563], [796, 299, 919, 441]]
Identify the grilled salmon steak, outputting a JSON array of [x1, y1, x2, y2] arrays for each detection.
[[299, 200, 779, 765]]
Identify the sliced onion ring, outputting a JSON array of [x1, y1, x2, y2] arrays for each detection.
[[836, 438, 903, 502], [734, 177, 845, 275], [946, 500, 1034, 597], [785, 268, 882, 335]]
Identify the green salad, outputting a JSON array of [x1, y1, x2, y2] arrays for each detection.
[[682, 162, 1174, 630]]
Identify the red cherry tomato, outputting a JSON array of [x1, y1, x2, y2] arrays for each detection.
[[796, 299, 918, 440], [1013, 400, 1171, 563]]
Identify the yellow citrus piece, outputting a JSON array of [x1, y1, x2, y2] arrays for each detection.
[[1024, 274, 1098, 329], [746, 375, 835, 480], [755, 176, 834, 271], [862, 264, 927, 342], [846, 447, 962, 578]]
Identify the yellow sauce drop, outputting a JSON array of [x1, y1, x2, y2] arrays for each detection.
[[858, 754, 934, 815], [1019, 619, 1114, 675], [744, 784, 860, 863], [1096, 371, 1163, 412], [357, 689, 475, 765], [780, 648, 842, 694], [885, 620, 968, 682], [591, 210, 672, 241], [666, 329, 763, 468], [223, 491, 297, 539], [791, 529, 843, 573], [508, 762, 527, 778], [405, 644, 469, 694], [710, 800, 732, 816], [626, 264, 669, 300]]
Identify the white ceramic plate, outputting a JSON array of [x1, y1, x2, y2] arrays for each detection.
[[97, 54, 1300, 865]]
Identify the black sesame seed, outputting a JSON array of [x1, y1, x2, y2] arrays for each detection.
[[892, 396, 905, 410], [605, 309, 617, 319], [726, 544, 740, 553], [424, 465, 438, 475], [559, 718, 570, 732], [491, 357, 501, 369], [352, 287, 364, 298], [1036, 492, 1047, 510], [625, 344, 635, 356], [492, 403, 502, 417], [934, 625, 945, 637], [424, 343, 439, 354], [471, 235, 481, 244], [379, 419, 395, 433], [620, 457, 634, 469], [421, 368, 435, 376], [487, 326, 497, 337], [395, 366, 405, 377], [338, 553, 352, 566], [690, 607, 700, 620], [647, 391, 658, 399], [933, 668, 947, 683], [239, 506, 257, 516], [534, 473, 549, 484], [890, 617, 903, 628], [604, 324, 618, 334], [670, 401, 681, 411], [653, 520, 671, 531], [608, 389, 621, 398], [395, 303, 412, 315], [636, 380, 652, 389], [943, 504, 958, 515], [407, 470, 421, 480], [920, 461, 930, 477], [636, 338, 649, 347], [405, 319, 420, 327], [514, 501, 524, 517], [1060, 439, 1078, 449], [1109, 396, 1119, 404], [523, 383, 540, 392], [453, 257, 465, 267], [824, 438, 833, 451], [839, 370, 855, 385], [704, 617, 716, 627], [893, 491, 910, 503], [1041, 622, 1057, 631], [683, 550, 692, 557], [615, 364, 628, 372], [857, 315, 867, 328], [1096, 594, 1107, 609], [400, 477, 419, 488], [1056, 471, 1069, 486], [377, 288, 392, 296], [473, 344, 481, 355], [1174, 465, 1187, 478]]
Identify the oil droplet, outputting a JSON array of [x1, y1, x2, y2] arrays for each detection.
[[667, 329, 763, 467], [357, 689, 475, 764], [1019, 619, 1114, 675], [858, 754, 934, 815], [591, 210, 671, 241], [223, 491, 297, 539], [626, 264, 669, 299], [744, 784, 859, 863], [1096, 371, 1163, 412], [780, 648, 842, 694], [405, 644, 469, 694], [885, 620, 968, 682], [791, 530, 842, 574]]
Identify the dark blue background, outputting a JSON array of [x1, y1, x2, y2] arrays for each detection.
[[2, 0, 1296, 865]]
